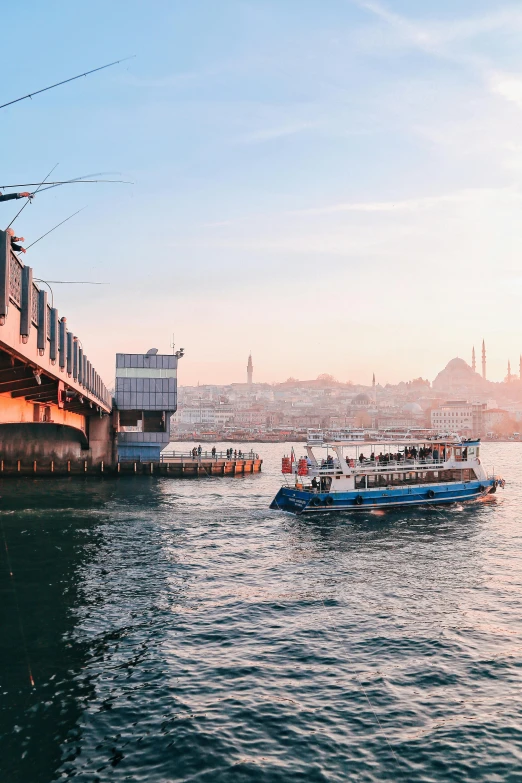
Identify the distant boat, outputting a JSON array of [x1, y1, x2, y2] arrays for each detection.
[[270, 434, 505, 514]]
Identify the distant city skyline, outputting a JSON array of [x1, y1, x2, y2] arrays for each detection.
[[179, 343, 522, 388]]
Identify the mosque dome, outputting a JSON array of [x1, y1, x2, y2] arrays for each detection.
[[353, 393, 371, 405], [432, 357, 483, 391]]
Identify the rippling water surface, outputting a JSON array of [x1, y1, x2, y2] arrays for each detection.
[[1, 442, 522, 782]]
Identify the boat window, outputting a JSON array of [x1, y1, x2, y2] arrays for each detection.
[[433, 471, 439, 478]]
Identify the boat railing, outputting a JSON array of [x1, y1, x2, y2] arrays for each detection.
[[307, 457, 448, 475]]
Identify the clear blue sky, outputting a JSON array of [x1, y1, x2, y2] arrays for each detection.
[[3, 1, 522, 385]]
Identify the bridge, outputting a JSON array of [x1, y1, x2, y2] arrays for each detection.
[[0, 229, 115, 470]]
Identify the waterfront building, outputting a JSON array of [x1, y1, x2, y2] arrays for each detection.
[[115, 350, 179, 461], [431, 400, 487, 437]]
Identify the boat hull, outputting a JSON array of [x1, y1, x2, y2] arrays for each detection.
[[270, 480, 496, 514]]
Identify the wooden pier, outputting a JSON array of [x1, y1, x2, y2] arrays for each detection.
[[0, 455, 262, 477]]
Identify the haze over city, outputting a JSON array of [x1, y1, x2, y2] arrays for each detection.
[[3, 1, 522, 384]]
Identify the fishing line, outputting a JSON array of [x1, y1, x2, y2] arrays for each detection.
[[24, 207, 86, 250], [37, 171, 132, 194], [6, 163, 58, 229], [0, 519, 35, 687]]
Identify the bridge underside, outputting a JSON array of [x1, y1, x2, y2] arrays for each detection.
[[0, 343, 101, 425], [0, 344, 115, 468]]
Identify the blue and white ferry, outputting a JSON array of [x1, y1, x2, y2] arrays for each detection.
[[270, 432, 504, 514]]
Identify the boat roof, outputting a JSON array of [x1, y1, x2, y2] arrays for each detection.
[[307, 438, 480, 447]]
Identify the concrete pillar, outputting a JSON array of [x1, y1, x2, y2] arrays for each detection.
[[37, 289, 47, 354], [59, 317, 67, 371], [78, 347, 83, 384], [88, 414, 116, 467], [49, 308, 58, 364], [67, 331, 73, 375], [0, 230, 9, 321], [73, 338, 78, 381], [20, 266, 33, 339]]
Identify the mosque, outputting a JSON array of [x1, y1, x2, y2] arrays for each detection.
[[433, 340, 522, 392]]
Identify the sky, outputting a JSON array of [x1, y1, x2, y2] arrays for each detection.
[[2, 0, 522, 387]]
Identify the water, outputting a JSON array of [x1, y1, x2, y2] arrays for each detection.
[[1, 442, 521, 782]]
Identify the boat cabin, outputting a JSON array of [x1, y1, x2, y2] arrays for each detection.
[[284, 438, 485, 494]]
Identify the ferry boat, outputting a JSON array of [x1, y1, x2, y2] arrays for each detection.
[[270, 434, 505, 514]]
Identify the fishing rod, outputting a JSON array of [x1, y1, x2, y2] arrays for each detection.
[[0, 56, 136, 110], [6, 163, 58, 229], [0, 179, 132, 189], [38, 172, 133, 194], [34, 280, 105, 284], [23, 206, 86, 251]]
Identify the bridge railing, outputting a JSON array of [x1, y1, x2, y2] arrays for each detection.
[[0, 231, 112, 411]]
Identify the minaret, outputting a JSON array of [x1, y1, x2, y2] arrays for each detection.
[[372, 372, 376, 404], [471, 346, 476, 372], [482, 339, 486, 380], [247, 353, 253, 386], [520, 355, 522, 381], [508, 360, 512, 383]]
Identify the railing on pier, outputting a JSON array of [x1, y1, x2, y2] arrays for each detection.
[[160, 449, 258, 462]]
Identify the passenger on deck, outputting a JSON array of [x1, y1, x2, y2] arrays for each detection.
[[359, 453, 365, 463]]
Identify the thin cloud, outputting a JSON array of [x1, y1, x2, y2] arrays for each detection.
[[352, 0, 522, 51], [288, 191, 485, 216], [237, 121, 318, 144]]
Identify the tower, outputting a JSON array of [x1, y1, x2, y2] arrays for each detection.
[[508, 360, 512, 383], [247, 353, 253, 386], [482, 339, 486, 380], [520, 355, 522, 381], [471, 346, 476, 372], [372, 372, 376, 404]]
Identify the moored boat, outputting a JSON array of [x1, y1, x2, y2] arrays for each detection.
[[270, 434, 505, 514]]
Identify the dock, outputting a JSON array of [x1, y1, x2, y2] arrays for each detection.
[[0, 450, 262, 477]]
